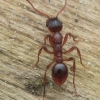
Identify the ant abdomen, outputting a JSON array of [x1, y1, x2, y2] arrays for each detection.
[[46, 18, 62, 32], [52, 63, 68, 86]]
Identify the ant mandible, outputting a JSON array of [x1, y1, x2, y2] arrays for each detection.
[[26, 0, 87, 99]]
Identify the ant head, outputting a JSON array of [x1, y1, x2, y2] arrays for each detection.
[[26, 0, 67, 32], [46, 17, 62, 32]]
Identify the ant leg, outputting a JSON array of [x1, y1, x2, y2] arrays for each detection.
[[62, 33, 79, 46], [43, 60, 55, 100], [43, 34, 50, 45], [63, 46, 88, 68], [63, 57, 77, 94], [35, 46, 53, 67]]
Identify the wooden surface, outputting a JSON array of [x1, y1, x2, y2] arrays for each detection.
[[0, 0, 100, 100]]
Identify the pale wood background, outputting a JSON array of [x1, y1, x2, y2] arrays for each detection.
[[0, 0, 100, 100]]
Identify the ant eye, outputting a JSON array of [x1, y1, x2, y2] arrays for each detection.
[[46, 24, 48, 27]]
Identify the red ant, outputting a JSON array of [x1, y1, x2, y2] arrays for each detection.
[[26, 0, 87, 99]]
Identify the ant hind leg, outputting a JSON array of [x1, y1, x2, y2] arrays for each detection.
[[64, 57, 77, 94], [43, 60, 55, 100]]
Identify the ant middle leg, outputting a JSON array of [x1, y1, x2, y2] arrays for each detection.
[[63, 57, 77, 94], [62, 33, 80, 46], [34, 46, 53, 67], [63, 46, 87, 68]]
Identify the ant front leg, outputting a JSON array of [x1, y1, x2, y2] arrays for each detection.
[[62, 33, 80, 46], [35, 46, 53, 67], [63, 57, 77, 94], [43, 60, 55, 100], [63, 46, 88, 68], [43, 34, 51, 45]]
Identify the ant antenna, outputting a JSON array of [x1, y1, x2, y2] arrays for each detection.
[[26, 0, 50, 18], [56, 0, 67, 18]]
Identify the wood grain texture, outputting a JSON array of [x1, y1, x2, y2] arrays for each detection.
[[0, 0, 100, 100]]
